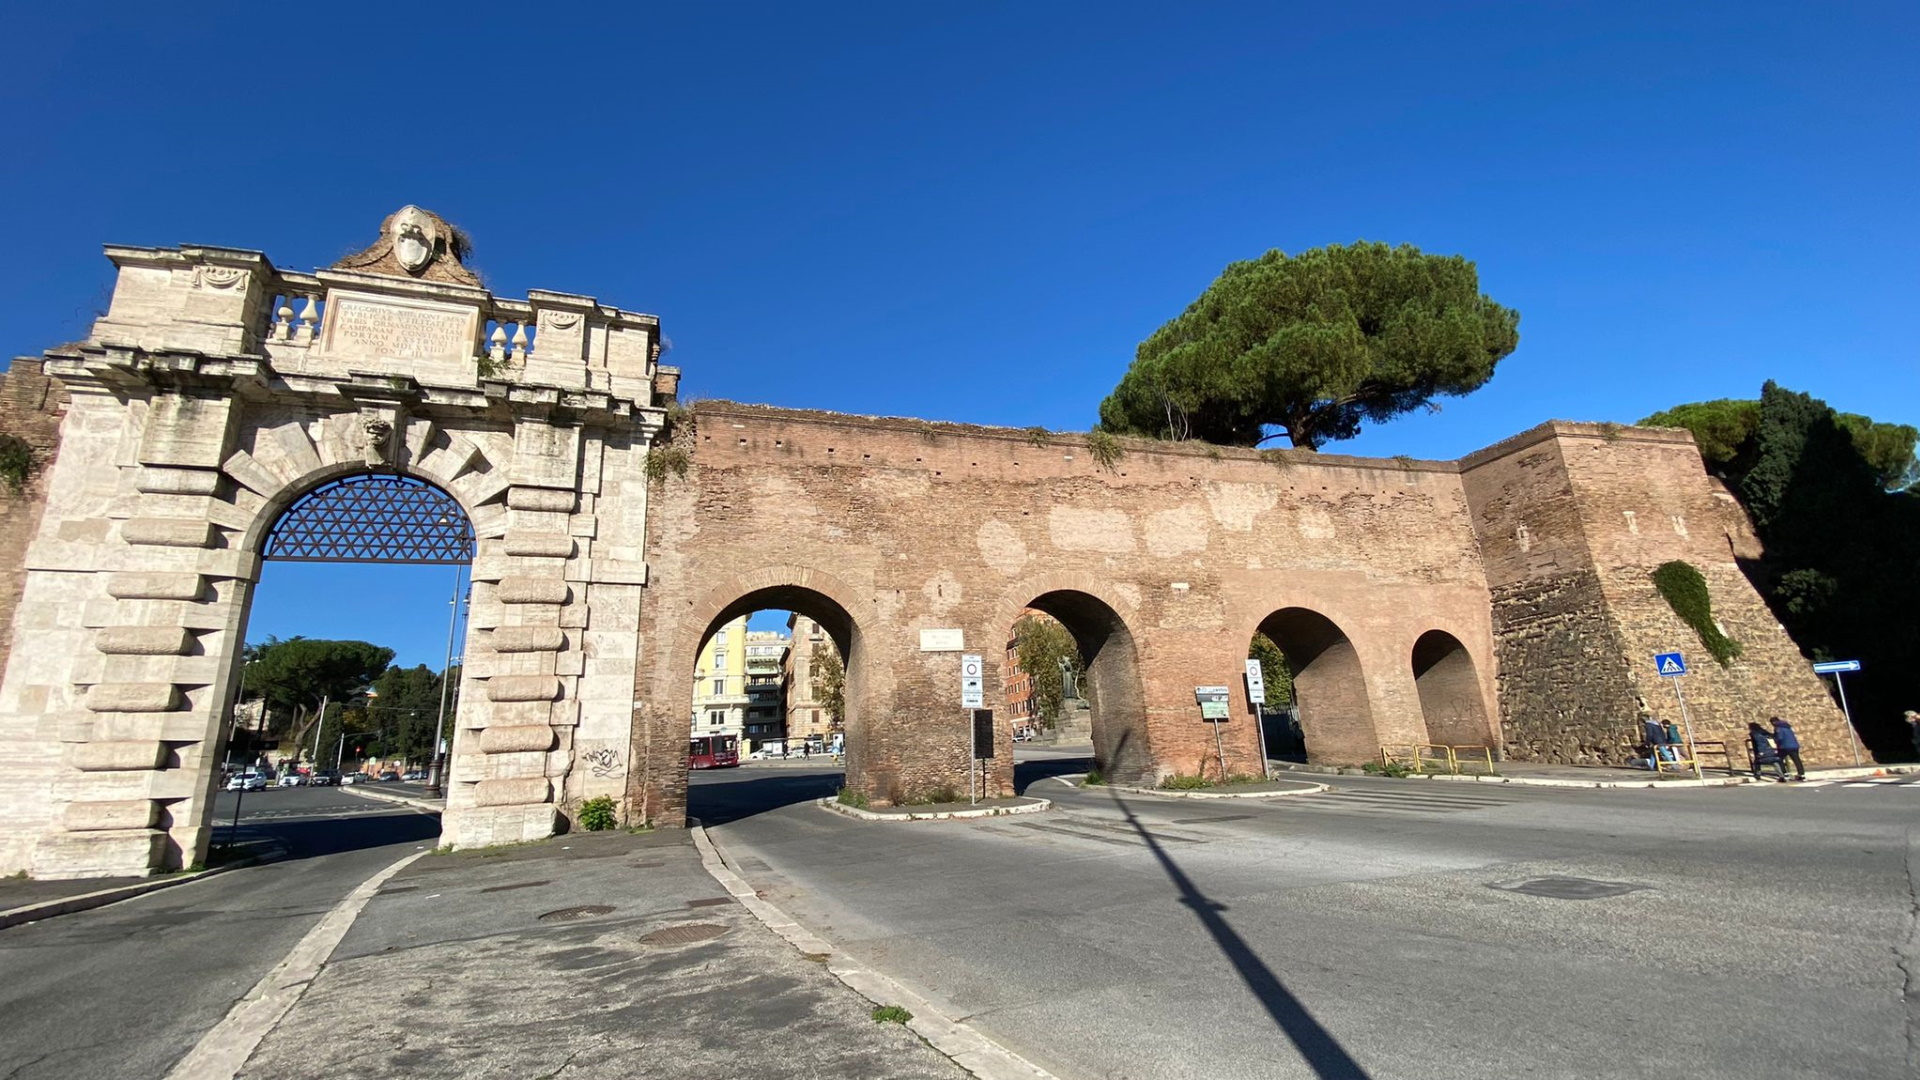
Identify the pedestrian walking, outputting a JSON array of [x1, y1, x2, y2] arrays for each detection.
[[1747, 722, 1787, 782], [1770, 716, 1805, 781], [1907, 710, 1920, 762]]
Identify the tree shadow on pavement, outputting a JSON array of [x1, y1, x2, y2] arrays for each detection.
[[1105, 785, 1373, 1079], [219, 808, 442, 862], [688, 770, 845, 827]]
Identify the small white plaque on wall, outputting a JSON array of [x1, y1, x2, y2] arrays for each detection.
[[919, 628, 965, 652]]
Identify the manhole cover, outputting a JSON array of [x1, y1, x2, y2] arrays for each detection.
[[538, 904, 616, 922], [641, 923, 730, 946], [1488, 876, 1649, 900], [481, 880, 552, 893], [686, 897, 734, 908]]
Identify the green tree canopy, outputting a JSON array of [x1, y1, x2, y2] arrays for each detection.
[[1641, 397, 1916, 491], [242, 636, 395, 738], [1013, 614, 1081, 729], [1248, 633, 1294, 706], [1098, 242, 1520, 449], [810, 647, 846, 728]]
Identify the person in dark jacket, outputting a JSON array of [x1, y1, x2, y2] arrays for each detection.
[[1748, 722, 1787, 782], [1770, 716, 1805, 780], [1642, 717, 1673, 768]]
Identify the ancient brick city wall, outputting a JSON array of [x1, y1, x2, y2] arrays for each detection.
[[0, 361, 68, 722], [629, 402, 1502, 815], [1462, 423, 1850, 767]]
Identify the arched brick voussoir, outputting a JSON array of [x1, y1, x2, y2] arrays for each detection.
[[677, 564, 869, 644], [986, 570, 1143, 643]]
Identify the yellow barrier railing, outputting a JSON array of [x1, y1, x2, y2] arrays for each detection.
[[1379, 744, 1499, 775]]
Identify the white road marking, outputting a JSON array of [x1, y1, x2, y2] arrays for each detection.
[[162, 849, 424, 1080]]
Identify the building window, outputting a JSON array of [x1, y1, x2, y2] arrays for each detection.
[[712, 678, 726, 695], [713, 651, 726, 668], [811, 709, 819, 723]]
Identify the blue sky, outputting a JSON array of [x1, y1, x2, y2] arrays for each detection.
[[4, 2, 1914, 667]]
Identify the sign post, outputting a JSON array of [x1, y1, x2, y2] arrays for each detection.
[[1245, 659, 1271, 778], [1653, 651, 1703, 780], [1196, 686, 1231, 781], [961, 655, 984, 804], [971, 709, 995, 806], [1811, 659, 1864, 765]]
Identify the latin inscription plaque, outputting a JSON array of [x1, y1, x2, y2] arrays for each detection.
[[322, 291, 480, 363]]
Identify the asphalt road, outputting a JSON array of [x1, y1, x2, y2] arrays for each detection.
[[692, 755, 1919, 1080], [0, 785, 440, 1080]]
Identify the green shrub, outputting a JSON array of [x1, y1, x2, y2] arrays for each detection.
[[872, 1005, 913, 1024], [836, 786, 869, 809], [1160, 774, 1213, 790], [1081, 767, 1106, 787], [0, 435, 32, 493], [1651, 560, 1743, 666], [1363, 760, 1414, 778], [1086, 430, 1125, 471], [577, 795, 618, 832]]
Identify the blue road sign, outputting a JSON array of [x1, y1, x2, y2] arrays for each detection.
[[1654, 652, 1687, 677], [1812, 659, 1862, 674]]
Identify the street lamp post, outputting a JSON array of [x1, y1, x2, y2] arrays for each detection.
[[425, 565, 466, 797]]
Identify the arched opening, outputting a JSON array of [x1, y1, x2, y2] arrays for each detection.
[[1411, 629, 1493, 750], [1016, 590, 1150, 784], [682, 585, 860, 825], [213, 472, 472, 863], [1252, 607, 1377, 765]]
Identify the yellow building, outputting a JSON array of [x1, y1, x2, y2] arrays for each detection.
[[691, 615, 750, 744]]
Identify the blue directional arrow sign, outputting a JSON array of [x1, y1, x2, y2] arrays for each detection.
[[1812, 659, 1861, 674], [1654, 652, 1687, 677]]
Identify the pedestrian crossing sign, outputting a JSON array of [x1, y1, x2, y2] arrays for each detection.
[[1654, 652, 1687, 677]]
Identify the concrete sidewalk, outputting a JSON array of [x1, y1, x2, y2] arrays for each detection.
[[1272, 758, 1920, 789], [234, 829, 980, 1079], [0, 841, 276, 929]]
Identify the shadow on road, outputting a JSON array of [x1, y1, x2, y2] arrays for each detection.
[[213, 799, 442, 862], [689, 769, 844, 826], [1014, 755, 1092, 794], [1105, 786, 1372, 1079]]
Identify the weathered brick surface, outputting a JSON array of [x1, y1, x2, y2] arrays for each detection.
[[1462, 423, 1851, 766], [630, 402, 1503, 812], [0, 361, 67, 704]]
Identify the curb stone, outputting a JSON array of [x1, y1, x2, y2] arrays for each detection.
[[340, 786, 445, 813], [0, 842, 282, 930], [1102, 781, 1329, 800], [688, 822, 1056, 1080], [817, 796, 1051, 822]]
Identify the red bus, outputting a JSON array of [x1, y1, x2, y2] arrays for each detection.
[[689, 734, 740, 769]]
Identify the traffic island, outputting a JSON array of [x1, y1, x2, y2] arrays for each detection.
[[1097, 777, 1330, 800], [819, 795, 1051, 821]]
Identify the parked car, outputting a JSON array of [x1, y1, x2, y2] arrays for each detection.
[[227, 772, 267, 792], [276, 773, 303, 788], [339, 773, 358, 785], [379, 772, 402, 782], [309, 771, 338, 787], [402, 770, 426, 781]]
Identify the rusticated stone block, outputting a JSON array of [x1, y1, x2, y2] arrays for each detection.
[[95, 626, 194, 656], [69, 740, 168, 771], [474, 776, 552, 807], [480, 724, 558, 753], [84, 682, 183, 713], [502, 532, 575, 558], [488, 676, 561, 703], [32, 829, 168, 879], [106, 572, 205, 601], [506, 488, 575, 512], [491, 626, 565, 653], [136, 467, 223, 495], [121, 518, 216, 548], [62, 799, 160, 831], [497, 577, 570, 605]]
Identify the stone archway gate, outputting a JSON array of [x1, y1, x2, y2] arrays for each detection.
[[0, 209, 668, 877], [1, 210, 1854, 878]]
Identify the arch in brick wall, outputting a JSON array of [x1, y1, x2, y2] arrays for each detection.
[[1254, 607, 1378, 765], [1411, 629, 1494, 750], [1000, 583, 1152, 784]]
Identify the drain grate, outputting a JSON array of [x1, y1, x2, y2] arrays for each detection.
[[641, 923, 729, 945], [538, 904, 616, 922], [686, 897, 734, 908], [1488, 876, 1649, 901], [482, 880, 552, 893]]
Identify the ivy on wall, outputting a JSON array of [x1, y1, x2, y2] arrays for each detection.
[[0, 434, 32, 493], [1652, 560, 1743, 666]]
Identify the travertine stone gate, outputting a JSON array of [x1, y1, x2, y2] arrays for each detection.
[[0, 208, 668, 877]]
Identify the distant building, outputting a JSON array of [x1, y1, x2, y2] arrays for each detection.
[[691, 615, 750, 744], [784, 614, 841, 746], [1004, 608, 1044, 736], [743, 630, 790, 751]]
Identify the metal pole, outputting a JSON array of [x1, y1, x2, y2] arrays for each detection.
[[1212, 719, 1229, 781], [1671, 677, 1702, 780], [1252, 700, 1271, 780], [1833, 673, 1862, 766], [310, 694, 328, 768], [969, 711, 977, 807], [426, 563, 464, 797]]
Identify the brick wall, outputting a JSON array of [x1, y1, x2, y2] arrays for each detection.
[[0, 361, 69, 697]]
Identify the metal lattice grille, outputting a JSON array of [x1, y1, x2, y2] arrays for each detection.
[[262, 474, 474, 564]]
